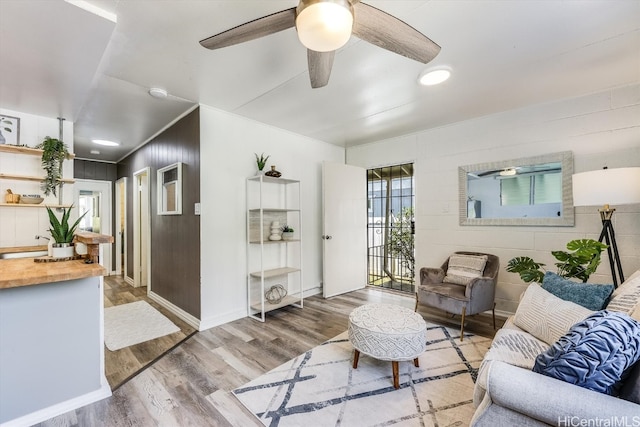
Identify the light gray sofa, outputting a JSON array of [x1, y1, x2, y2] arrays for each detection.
[[470, 270, 640, 426]]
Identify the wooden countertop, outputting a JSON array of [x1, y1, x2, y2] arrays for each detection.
[[0, 245, 47, 255], [0, 257, 107, 289]]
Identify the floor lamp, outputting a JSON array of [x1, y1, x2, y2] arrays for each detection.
[[572, 167, 640, 288]]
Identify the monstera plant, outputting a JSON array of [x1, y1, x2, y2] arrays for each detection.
[[507, 239, 608, 283]]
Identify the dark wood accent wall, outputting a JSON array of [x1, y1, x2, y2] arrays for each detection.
[[74, 160, 117, 182], [73, 159, 118, 268], [116, 108, 201, 319]]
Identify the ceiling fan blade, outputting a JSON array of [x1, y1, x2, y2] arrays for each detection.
[[308, 49, 335, 89], [352, 2, 440, 64], [477, 169, 502, 177], [199, 7, 296, 50]]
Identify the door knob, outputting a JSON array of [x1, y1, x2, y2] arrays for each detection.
[[322, 235, 332, 240]]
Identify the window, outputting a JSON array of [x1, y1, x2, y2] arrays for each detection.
[[501, 172, 561, 206]]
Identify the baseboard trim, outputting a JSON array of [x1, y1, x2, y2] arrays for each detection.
[[0, 384, 111, 427], [124, 275, 134, 286], [147, 291, 200, 330]]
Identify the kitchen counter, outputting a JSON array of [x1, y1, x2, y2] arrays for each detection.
[[0, 257, 107, 289], [0, 245, 47, 255]]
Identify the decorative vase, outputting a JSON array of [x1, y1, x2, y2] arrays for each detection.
[[269, 221, 282, 241], [51, 243, 74, 258], [265, 165, 281, 178]]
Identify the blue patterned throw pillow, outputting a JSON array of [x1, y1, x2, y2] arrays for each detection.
[[533, 311, 640, 395], [542, 271, 614, 311]]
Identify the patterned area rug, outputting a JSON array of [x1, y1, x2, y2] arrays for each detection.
[[233, 323, 492, 426], [104, 301, 180, 351]]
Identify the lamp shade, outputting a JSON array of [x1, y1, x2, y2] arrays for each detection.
[[572, 167, 640, 207], [296, 1, 353, 52]]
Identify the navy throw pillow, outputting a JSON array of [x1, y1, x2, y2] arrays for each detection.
[[533, 311, 640, 395], [542, 271, 614, 311]]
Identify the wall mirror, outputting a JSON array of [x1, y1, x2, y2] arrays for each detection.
[[459, 151, 574, 226], [157, 162, 182, 215]]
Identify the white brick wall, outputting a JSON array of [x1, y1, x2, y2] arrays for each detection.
[[347, 84, 640, 314]]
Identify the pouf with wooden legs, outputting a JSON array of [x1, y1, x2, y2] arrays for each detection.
[[348, 303, 427, 389]]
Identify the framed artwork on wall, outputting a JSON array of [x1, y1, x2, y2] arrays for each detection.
[[0, 114, 20, 145]]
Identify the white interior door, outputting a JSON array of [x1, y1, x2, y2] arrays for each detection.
[[322, 162, 367, 298], [133, 168, 150, 289], [115, 177, 127, 277], [74, 179, 112, 274]]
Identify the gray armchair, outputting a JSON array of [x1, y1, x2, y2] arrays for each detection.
[[416, 251, 499, 341]]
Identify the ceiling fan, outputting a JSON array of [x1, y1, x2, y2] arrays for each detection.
[[199, 0, 441, 88]]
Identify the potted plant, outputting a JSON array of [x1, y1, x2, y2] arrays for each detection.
[[281, 225, 294, 240], [36, 136, 70, 196], [255, 152, 270, 173], [506, 238, 608, 283], [46, 205, 87, 258]]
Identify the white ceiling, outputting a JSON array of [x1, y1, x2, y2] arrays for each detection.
[[1, 0, 639, 162]]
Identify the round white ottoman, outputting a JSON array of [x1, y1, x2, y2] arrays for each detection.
[[348, 303, 427, 389]]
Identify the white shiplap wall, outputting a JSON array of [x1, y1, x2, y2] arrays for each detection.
[[0, 108, 74, 248], [347, 84, 640, 314]]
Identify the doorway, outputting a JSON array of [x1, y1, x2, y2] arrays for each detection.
[[133, 168, 150, 289], [367, 163, 415, 293], [75, 179, 112, 274], [115, 177, 127, 278]]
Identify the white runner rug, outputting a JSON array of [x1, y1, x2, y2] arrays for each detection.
[[104, 301, 180, 351], [233, 323, 492, 427]]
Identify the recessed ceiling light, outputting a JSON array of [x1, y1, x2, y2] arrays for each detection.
[[418, 68, 451, 86], [92, 139, 119, 147], [90, 150, 100, 155], [149, 87, 168, 99]]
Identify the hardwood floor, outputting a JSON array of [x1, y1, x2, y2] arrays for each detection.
[[37, 287, 504, 427], [103, 275, 197, 389]]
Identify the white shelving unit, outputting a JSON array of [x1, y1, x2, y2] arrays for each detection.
[[246, 175, 302, 321]]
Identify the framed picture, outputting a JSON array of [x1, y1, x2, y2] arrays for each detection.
[[0, 114, 20, 145]]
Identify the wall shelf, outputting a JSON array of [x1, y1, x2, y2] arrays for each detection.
[[0, 203, 72, 208], [0, 144, 75, 158], [0, 173, 75, 184], [249, 294, 302, 313], [249, 239, 300, 244], [249, 267, 301, 279]]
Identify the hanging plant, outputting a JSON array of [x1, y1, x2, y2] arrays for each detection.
[[35, 136, 69, 196]]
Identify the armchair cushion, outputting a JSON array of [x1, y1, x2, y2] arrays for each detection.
[[444, 254, 488, 285]]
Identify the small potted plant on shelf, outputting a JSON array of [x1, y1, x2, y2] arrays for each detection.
[[255, 152, 270, 174], [46, 205, 87, 258], [281, 225, 294, 240], [36, 136, 70, 196]]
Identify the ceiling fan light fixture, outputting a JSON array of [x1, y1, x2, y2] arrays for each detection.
[[296, 0, 353, 52], [418, 68, 451, 86]]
